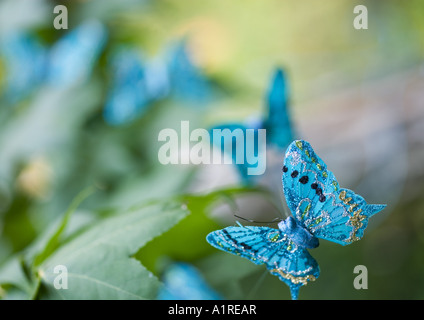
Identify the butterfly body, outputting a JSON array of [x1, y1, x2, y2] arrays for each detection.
[[278, 216, 319, 249], [207, 139, 386, 299]]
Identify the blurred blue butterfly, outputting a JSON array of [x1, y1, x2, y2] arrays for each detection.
[[207, 140, 386, 299], [166, 40, 211, 103], [0, 33, 47, 103], [103, 48, 152, 125], [103, 40, 212, 125], [0, 20, 107, 105], [263, 69, 294, 150], [157, 262, 222, 300], [210, 68, 294, 183], [46, 20, 107, 87]]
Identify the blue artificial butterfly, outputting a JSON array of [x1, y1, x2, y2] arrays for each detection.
[[210, 68, 294, 184], [157, 262, 222, 300], [206, 140, 386, 299]]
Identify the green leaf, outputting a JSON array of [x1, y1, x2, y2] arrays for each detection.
[[106, 164, 195, 210], [34, 200, 189, 299], [0, 256, 37, 299], [135, 193, 220, 273], [32, 186, 96, 267], [136, 186, 266, 274]]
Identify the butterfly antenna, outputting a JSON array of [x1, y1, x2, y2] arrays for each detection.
[[233, 214, 283, 224], [220, 192, 240, 215], [220, 190, 283, 224], [266, 194, 289, 219]]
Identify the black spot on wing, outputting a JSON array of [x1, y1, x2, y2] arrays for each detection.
[[291, 170, 299, 178], [241, 243, 252, 250], [299, 176, 309, 184]]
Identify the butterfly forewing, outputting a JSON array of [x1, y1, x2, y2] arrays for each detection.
[[207, 226, 283, 265], [282, 140, 386, 245]]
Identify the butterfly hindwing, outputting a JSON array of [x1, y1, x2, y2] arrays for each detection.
[[266, 241, 319, 300], [282, 140, 386, 245], [206, 225, 319, 299]]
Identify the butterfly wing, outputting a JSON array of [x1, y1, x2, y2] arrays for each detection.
[[47, 20, 107, 87], [103, 48, 150, 125], [210, 123, 259, 184], [0, 33, 46, 103], [282, 140, 386, 245], [262, 69, 294, 150], [206, 225, 319, 299], [167, 41, 211, 103]]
